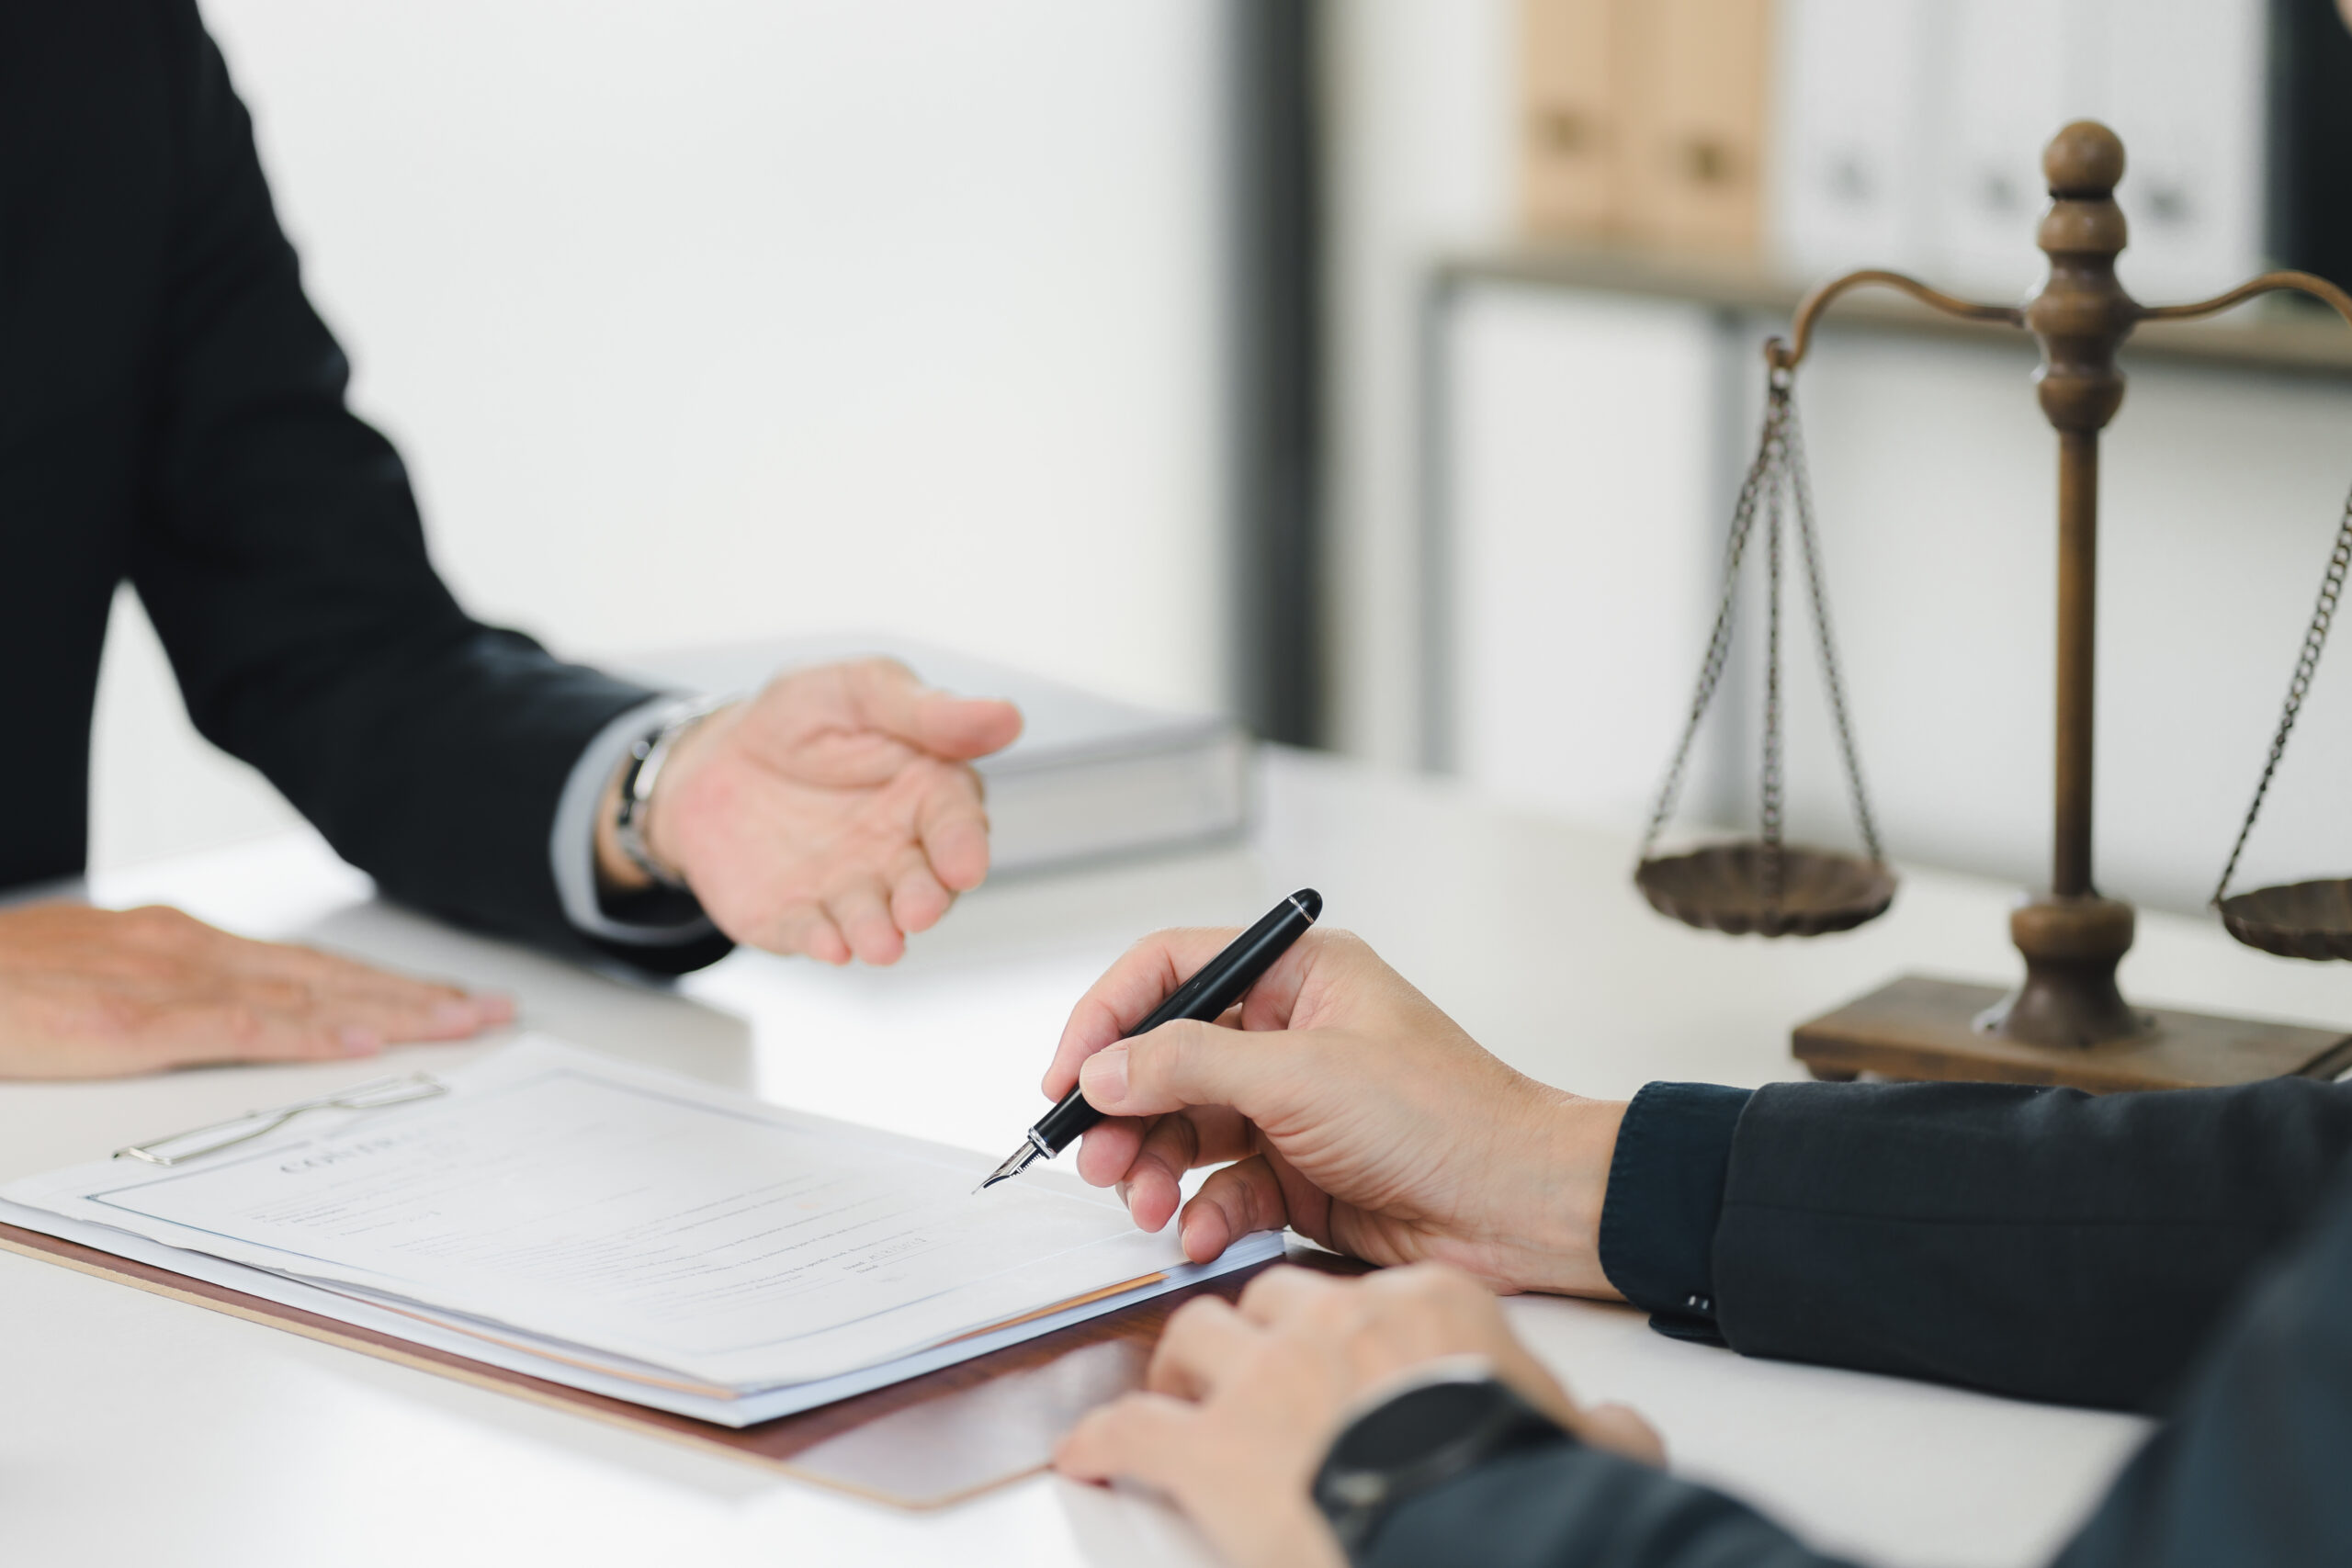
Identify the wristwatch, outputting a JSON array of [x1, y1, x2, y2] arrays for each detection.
[[613, 698, 725, 888], [1310, 1356, 1573, 1561]]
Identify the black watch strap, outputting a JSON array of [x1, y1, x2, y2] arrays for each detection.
[[1311, 1362, 1573, 1561]]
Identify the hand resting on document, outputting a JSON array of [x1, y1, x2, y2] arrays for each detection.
[[0, 903, 511, 1079], [596, 658, 1023, 965], [1055, 1261, 1663, 1568], [1042, 928, 1630, 1298]]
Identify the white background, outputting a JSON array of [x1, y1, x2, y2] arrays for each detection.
[[91, 0, 1227, 868]]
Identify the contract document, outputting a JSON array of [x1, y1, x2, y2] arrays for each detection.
[[0, 1038, 1282, 1426]]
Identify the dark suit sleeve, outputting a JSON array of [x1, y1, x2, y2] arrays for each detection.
[[1363, 1440, 1859, 1568], [1712, 1077, 2352, 1410], [126, 5, 729, 974], [1363, 1165, 2352, 1568]]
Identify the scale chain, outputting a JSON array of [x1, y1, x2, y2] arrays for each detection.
[[1785, 400, 1887, 866], [2211, 475, 2352, 906], [1761, 425, 1787, 912], [1638, 386, 1790, 864]]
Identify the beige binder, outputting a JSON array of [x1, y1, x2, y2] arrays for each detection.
[[1624, 0, 1773, 253], [1520, 0, 1773, 254], [1521, 0, 1629, 237]]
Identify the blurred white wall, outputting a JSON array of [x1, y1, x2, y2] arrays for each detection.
[[1321, 0, 1516, 768], [90, 0, 1227, 869]]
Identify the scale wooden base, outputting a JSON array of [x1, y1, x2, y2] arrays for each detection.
[[1794, 975, 2352, 1091]]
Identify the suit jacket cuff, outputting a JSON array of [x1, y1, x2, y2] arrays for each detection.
[[551, 696, 722, 949], [1599, 1082, 1753, 1341]]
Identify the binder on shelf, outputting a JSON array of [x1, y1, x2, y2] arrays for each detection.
[[1519, 0, 1770, 254], [1521, 0, 1628, 238], [2088, 0, 2267, 301], [1769, 0, 1939, 279], [1622, 0, 1773, 254], [621, 637, 1250, 877]]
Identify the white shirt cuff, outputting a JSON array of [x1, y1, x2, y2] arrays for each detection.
[[549, 696, 720, 947]]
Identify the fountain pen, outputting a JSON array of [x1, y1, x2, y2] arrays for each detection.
[[974, 889, 1323, 1193]]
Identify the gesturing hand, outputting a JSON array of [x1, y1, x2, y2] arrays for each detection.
[[0, 903, 513, 1079], [605, 659, 1023, 964], [1055, 1263, 1663, 1568], [1042, 928, 1628, 1296]]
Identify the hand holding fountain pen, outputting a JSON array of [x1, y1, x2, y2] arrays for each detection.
[[974, 889, 1323, 1193]]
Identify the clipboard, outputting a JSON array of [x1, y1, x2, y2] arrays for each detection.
[[0, 1219, 1353, 1509]]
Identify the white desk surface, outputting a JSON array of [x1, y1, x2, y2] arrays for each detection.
[[10, 747, 2349, 1568]]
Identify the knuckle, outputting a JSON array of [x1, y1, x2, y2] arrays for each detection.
[[88, 992, 153, 1040], [123, 905, 199, 948], [1165, 1296, 1231, 1337]]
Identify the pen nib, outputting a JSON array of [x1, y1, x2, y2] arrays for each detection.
[[973, 1143, 1043, 1195]]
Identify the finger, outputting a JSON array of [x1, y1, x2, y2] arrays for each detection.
[[823, 874, 904, 966], [763, 903, 851, 965], [111, 997, 362, 1072], [1147, 1296, 1261, 1400], [841, 658, 1024, 761], [1074, 1115, 1148, 1187], [1236, 1263, 1351, 1328], [1080, 1018, 1302, 1122], [1176, 1154, 1296, 1264], [912, 763, 992, 893], [239, 980, 513, 1052], [1078, 1102, 1253, 1191], [1053, 1393, 1202, 1489], [323, 984, 514, 1042], [194, 931, 514, 1032], [1045, 928, 1247, 1098], [887, 847, 955, 936], [1119, 1112, 1202, 1232], [1579, 1402, 1668, 1466]]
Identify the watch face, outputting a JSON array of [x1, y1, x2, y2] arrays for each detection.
[[1331, 1378, 1514, 1472]]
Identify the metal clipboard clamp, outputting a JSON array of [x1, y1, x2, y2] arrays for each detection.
[[114, 1074, 449, 1166]]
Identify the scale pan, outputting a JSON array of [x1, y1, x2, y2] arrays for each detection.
[[1636, 842, 1895, 938], [2218, 878, 2352, 961]]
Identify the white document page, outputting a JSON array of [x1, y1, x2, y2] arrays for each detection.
[[4, 1038, 1264, 1392], [0, 1192, 1272, 1427]]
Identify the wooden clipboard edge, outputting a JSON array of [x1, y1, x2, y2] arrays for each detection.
[[0, 1224, 943, 1501], [0, 1222, 1352, 1510]]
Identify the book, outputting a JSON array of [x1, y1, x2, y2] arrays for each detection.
[[617, 637, 1251, 876]]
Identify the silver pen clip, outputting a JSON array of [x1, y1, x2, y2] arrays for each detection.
[[113, 1074, 449, 1167]]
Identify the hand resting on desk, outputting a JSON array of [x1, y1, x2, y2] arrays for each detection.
[[1043, 927, 1628, 1297], [1055, 1262, 1662, 1568], [0, 903, 511, 1079]]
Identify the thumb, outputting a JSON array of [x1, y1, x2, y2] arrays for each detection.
[[1080, 1018, 1299, 1120], [842, 659, 1023, 761]]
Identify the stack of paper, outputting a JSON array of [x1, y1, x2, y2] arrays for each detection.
[[0, 1039, 1281, 1427]]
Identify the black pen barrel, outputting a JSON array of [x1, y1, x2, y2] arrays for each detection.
[[1030, 889, 1320, 1156]]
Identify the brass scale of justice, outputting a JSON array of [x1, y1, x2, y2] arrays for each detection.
[[1634, 121, 2352, 1091]]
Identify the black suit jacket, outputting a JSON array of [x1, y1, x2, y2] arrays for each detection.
[[3, 0, 728, 972], [1365, 1078, 2352, 1565]]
